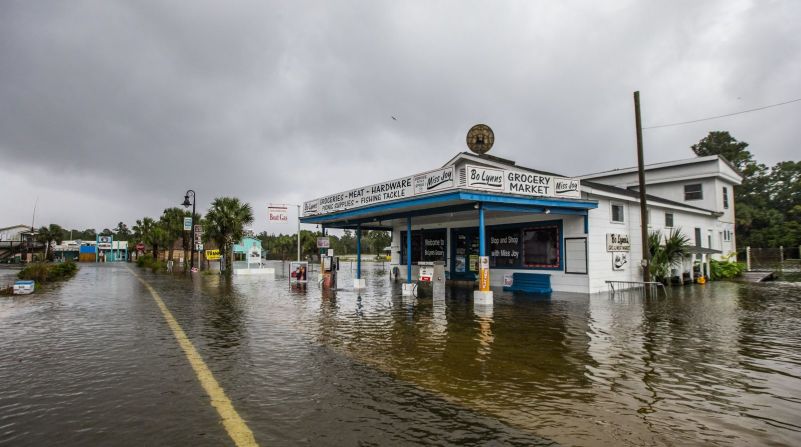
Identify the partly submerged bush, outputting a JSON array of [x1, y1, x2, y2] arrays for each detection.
[[135, 254, 167, 272], [710, 259, 746, 279], [18, 261, 78, 284]]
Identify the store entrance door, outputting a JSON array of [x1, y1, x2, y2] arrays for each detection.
[[450, 227, 479, 281]]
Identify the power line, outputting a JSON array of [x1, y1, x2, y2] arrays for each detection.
[[643, 97, 801, 130]]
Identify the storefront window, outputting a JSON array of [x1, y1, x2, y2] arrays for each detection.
[[522, 225, 560, 268], [489, 227, 521, 268], [401, 229, 446, 264]]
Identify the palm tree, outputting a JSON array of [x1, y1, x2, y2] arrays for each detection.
[[160, 207, 189, 261], [649, 228, 691, 283], [204, 197, 254, 273], [36, 224, 64, 261], [133, 217, 156, 257], [114, 222, 131, 240]]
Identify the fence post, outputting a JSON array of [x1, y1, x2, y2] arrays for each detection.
[[746, 246, 751, 271], [780, 246, 784, 274]]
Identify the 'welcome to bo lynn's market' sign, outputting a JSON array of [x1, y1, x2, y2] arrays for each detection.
[[303, 164, 582, 217]]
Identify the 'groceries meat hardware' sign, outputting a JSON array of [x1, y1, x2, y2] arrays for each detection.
[[303, 164, 581, 217]]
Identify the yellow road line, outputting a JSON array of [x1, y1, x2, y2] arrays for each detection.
[[127, 267, 258, 447]]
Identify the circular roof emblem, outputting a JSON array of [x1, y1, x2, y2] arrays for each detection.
[[466, 124, 494, 155]]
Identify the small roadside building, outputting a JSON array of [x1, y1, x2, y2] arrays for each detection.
[[300, 144, 741, 298]]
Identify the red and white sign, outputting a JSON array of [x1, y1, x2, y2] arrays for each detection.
[[268, 204, 289, 223]]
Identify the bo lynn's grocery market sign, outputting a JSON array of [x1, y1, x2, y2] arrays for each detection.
[[303, 165, 581, 217]]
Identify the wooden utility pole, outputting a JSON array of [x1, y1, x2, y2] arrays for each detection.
[[634, 91, 651, 284]]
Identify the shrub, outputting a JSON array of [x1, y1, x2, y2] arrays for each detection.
[[18, 261, 79, 284], [136, 255, 155, 268], [710, 259, 746, 279]]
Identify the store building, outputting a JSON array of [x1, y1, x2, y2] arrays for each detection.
[[54, 239, 129, 262], [300, 134, 741, 298]]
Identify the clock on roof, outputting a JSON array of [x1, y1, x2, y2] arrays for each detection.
[[466, 124, 494, 155]]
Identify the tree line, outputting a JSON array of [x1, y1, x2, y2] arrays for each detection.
[[35, 196, 393, 270], [691, 131, 800, 248], [257, 229, 391, 261]]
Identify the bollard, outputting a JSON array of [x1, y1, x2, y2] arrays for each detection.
[[746, 246, 751, 272]]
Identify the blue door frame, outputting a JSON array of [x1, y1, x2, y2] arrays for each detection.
[[450, 227, 479, 280]]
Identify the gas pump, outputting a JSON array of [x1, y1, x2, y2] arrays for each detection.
[[321, 254, 339, 289], [415, 261, 445, 298]]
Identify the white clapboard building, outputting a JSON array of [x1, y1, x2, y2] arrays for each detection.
[[301, 150, 742, 296]]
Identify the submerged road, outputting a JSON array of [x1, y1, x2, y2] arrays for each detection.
[[2, 262, 801, 446], [0, 264, 546, 446]]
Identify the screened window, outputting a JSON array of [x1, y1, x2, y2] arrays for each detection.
[[611, 203, 625, 223], [722, 187, 729, 209], [665, 212, 674, 228], [685, 184, 703, 201], [522, 226, 560, 268], [695, 227, 702, 247]]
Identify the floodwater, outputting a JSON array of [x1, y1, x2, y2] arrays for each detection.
[[1, 263, 800, 446]]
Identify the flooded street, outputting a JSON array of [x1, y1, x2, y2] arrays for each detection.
[[1, 263, 800, 446]]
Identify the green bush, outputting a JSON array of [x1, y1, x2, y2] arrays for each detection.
[[710, 259, 746, 279], [136, 255, 155, 268], [150, 260, 167, 273], [135, 254, 168, 272], [18, 261, 79, 284]]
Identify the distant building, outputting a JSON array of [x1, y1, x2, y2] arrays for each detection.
[[0, 224, 33, 242]]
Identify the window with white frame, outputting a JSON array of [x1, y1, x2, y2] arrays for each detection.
[[665, 212, 674, 228], [684, 183, 703, 201], [611, 203, 625, 223]]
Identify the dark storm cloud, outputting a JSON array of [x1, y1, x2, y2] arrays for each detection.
[[1, 0, 799, 231]]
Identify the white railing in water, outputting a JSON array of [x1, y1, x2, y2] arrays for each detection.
[[605, 280, 667, 298]]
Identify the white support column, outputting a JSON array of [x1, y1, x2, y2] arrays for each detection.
[[690, 253, 696, 282]]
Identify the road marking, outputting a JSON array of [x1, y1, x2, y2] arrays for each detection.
[[128, 268, 258, 447]]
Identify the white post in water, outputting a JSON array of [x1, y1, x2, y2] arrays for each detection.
[[746, 246, 751, 272], [297, 204, 301, 262]]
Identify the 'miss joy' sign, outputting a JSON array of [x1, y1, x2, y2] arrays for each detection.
[[414, 167, 454, 194]]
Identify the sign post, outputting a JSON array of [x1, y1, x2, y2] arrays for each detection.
[[268, 203, 302, 262], [193, 224, 203, 272]]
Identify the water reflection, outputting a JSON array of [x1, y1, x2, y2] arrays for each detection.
[[2, 263, 800, 446]]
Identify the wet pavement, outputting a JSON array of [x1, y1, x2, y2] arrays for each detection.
[[1, 263, 800, 446]]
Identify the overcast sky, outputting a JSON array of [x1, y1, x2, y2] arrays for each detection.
[[1, 0, 799, 235]]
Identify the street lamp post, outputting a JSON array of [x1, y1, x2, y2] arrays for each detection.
[[182, 190, 196, 271]]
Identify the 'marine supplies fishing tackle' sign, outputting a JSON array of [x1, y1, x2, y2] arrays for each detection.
[[303, 164, 582, 217]]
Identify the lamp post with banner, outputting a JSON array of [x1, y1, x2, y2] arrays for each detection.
[[181, 190, 197, 271]]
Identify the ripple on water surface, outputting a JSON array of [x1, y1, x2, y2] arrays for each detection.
[[2, 263, 801, 446]]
